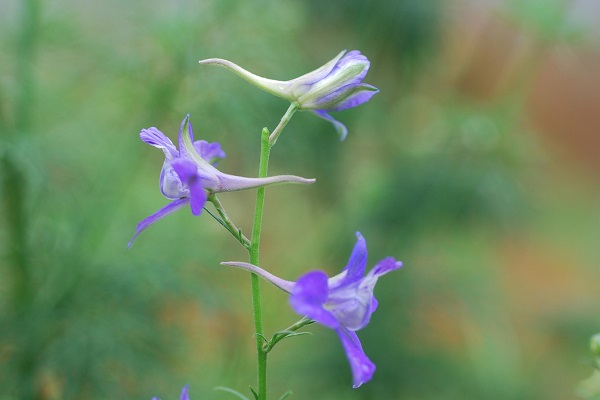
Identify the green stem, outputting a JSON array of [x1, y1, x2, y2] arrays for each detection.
[[248, 103, 297, 400], [268, 102, 298, 146], [249, 128, 270, 400]]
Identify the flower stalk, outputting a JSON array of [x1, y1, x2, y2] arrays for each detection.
[[269, 102, 299, 145], [248, 127, 271, 400], [248, 102, 299, 399]]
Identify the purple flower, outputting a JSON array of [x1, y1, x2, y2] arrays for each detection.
[[199, 50, 379, 140], [129, 115, 315, 247], [222, 232, 402, 388], [151, 384, 190, 400]]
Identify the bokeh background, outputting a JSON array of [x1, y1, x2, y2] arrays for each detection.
[[1, 0, 600, 399]]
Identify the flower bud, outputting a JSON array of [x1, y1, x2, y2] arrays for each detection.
[[288, 50, 378, 112], [199, 50, 379, 140]]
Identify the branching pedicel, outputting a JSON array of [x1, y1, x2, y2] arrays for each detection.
[[132, 50, 402, 400]]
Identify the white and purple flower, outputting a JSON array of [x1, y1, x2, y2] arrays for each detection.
[[129, 115, 315, 247], [222, 232, 402, 388], [199, 50, 379, 140]]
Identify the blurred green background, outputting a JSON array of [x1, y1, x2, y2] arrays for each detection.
[[1, 0, 599, 399]]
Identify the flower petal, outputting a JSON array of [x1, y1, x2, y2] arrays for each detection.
[[371, 297, 378, 314], [289, 50, 348, 97], [298, 51, 371, 109], [349, 257, 402, 329], [170, 158, 198, 182], [327, 286, 371, 331], [333, 50, 368, 72], [180, 385, 190, 400], [327, 84, 379, 112], [368, 257, 403, 279], [178, 114, 195, 160], [290, 271, 339, 329], [193, 140, 226, 164], [140, 127, 178, 159], [128, 199, 189, 248], [312, 110, 348, 141], [338, 232, 368, 286], [336, 328, 376, 388], [171, 158, 207, 216], [159, 160, 188, 199], [188, 183, 207, 216], [327, 50, 370, 87], [175, 115, 222, 184]]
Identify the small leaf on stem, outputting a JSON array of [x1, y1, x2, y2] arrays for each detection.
[[214, 386, 252, 400]]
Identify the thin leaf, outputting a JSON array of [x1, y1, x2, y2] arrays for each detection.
[[214, 386, 251, 400], [279, 332, 312, 339], [273, 330, 297, 336], [265, 330, 313, 352], [249, 386, 259, 400]]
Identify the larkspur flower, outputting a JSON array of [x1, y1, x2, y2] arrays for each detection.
[[222, 232, 402, 388], [151, 384, 190, 400], [199, 50, 379, 140], [129, 115, 315, 247]]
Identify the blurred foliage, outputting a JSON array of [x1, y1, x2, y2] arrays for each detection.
[[577, 334, 600, 400], [1, 0, 599, 399], [504, 0, 582, 43]]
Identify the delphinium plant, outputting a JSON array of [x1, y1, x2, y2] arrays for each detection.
[[130, 50, 403, 400]]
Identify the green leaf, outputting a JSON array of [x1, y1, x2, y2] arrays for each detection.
[[273, 330, 296, 336], [274, 330, 313, 338], [268, 330, 313, 349], [214, 386, 252, 400], [278, 332, 313, 342], [249, 386, 259, 400]]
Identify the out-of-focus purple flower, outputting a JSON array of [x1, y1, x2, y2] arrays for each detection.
[[129, 115, 315, 247], [151, 384, 190, 400], [199, 50, 378, 140], [222, 232, 402, 388]]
